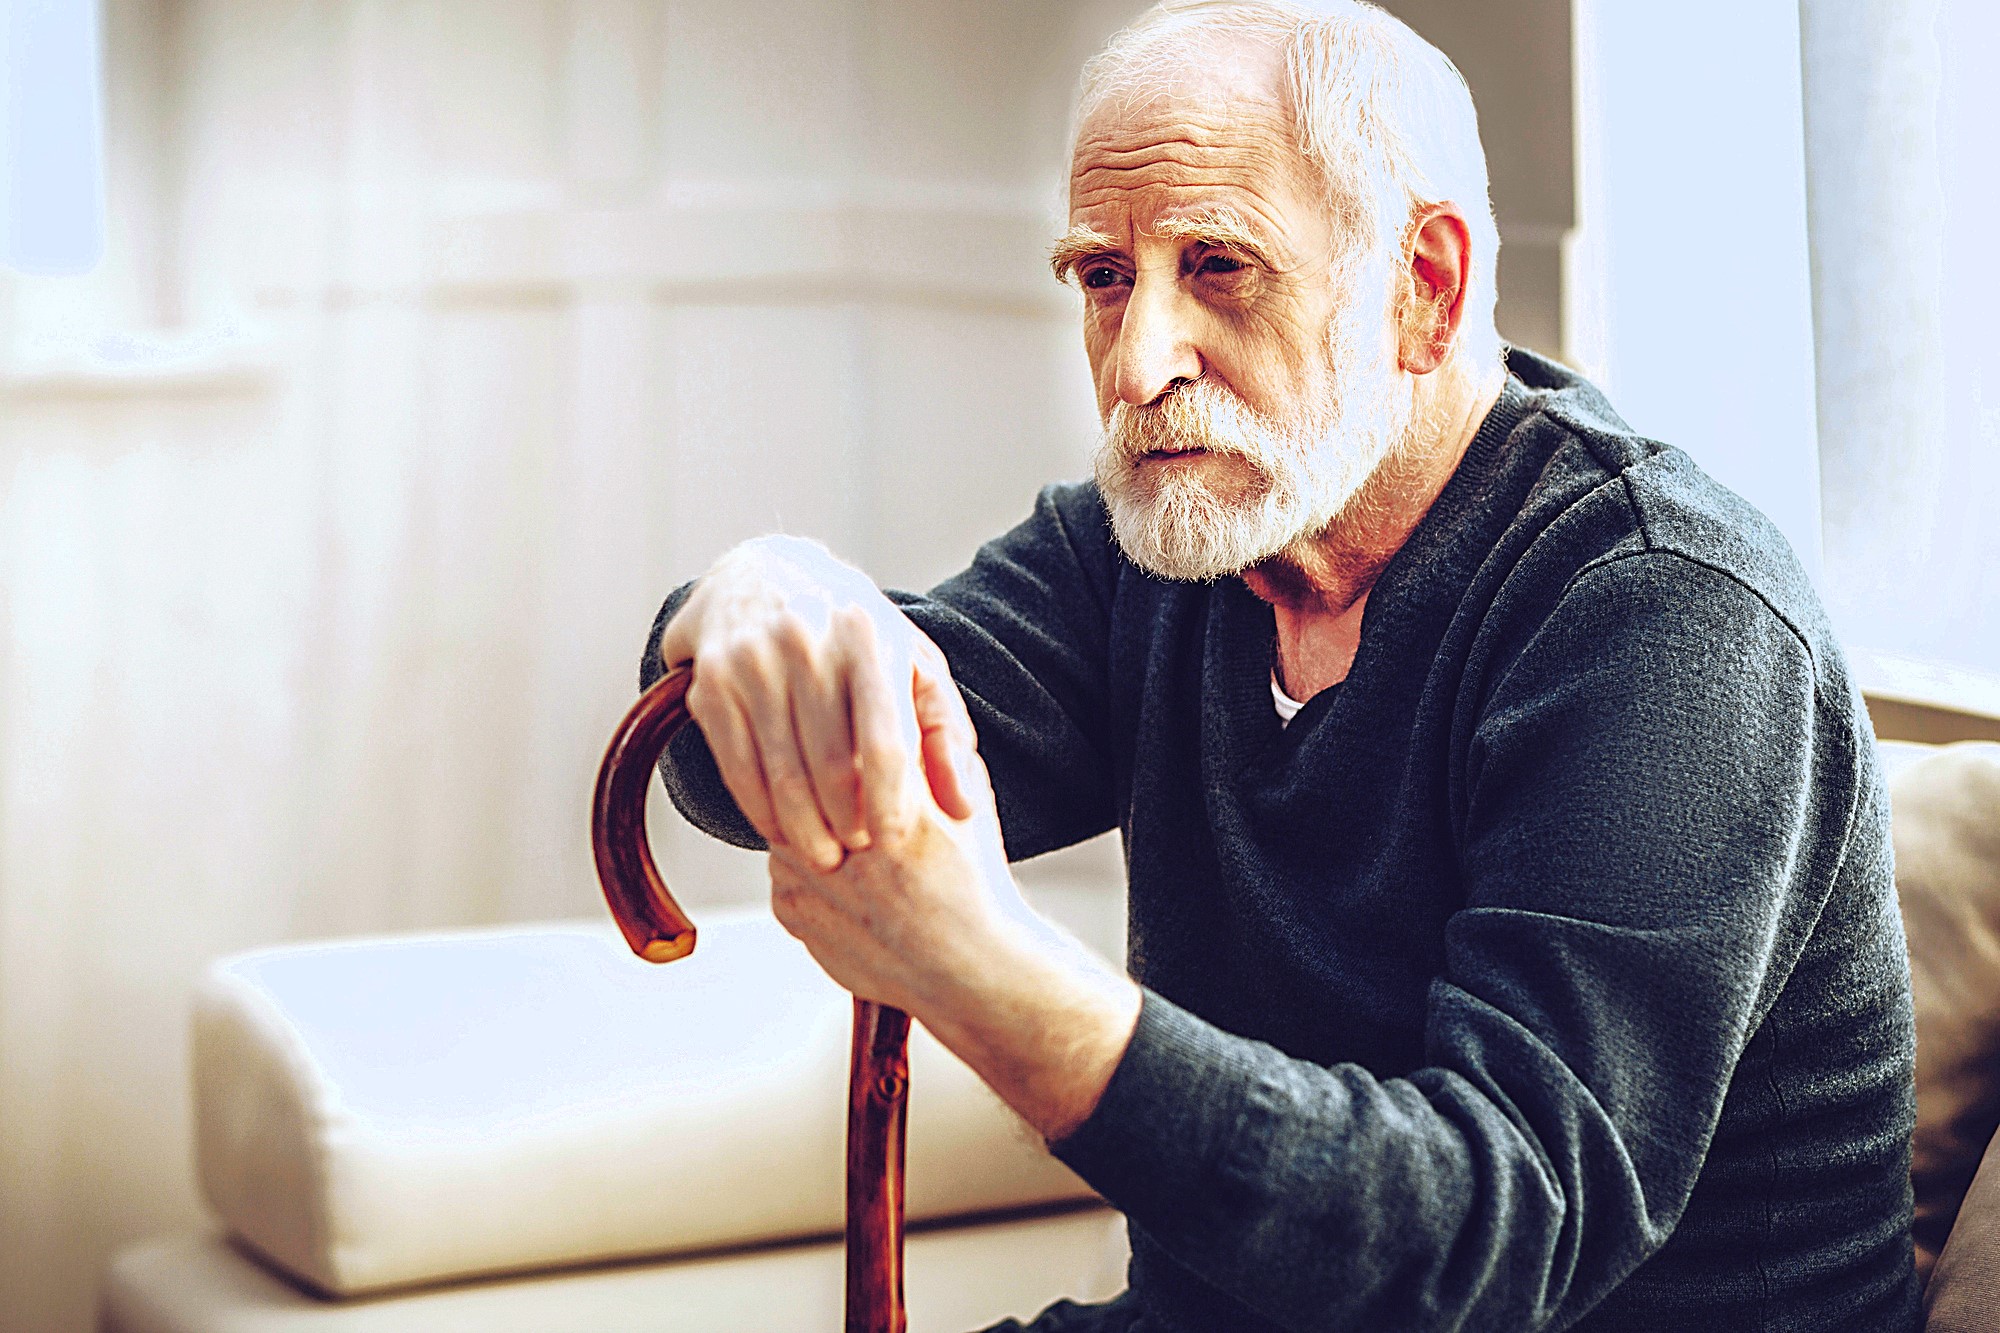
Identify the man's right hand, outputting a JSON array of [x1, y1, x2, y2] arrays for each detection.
[[657, 535, 978, 871]]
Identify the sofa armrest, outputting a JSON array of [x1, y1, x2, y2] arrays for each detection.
[[1926, 1120, 2000, 1329], [194, 910, 1095, 1297]]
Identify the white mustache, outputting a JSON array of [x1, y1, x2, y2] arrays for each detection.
[[1104, 379, 1281, 469]]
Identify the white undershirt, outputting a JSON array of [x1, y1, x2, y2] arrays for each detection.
[[1272, 669, 1305, 726]]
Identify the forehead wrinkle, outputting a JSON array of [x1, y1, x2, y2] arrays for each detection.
[[1070, 162, 1301, 227], [1075, 92, 1297, 159], [1069, 121, 1322, 228], [1067, 100, 1333, 280], [1072, 131, 1300, 186], [1070, 178, 1309, 273]]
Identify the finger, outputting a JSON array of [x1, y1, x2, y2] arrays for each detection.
[[658, 614, 692, 673], [842, 607, 921, 838], [656, 578, 710, 671], [738, 653, 847, 870], [911, 645, 983, 821], [912, 634, 978, 743], [790, 631, 868, 852], [917, 696, 990, 822], [767, 842, 820, 882], [684, 673, 783, 846], [765, 617, 862, 864]]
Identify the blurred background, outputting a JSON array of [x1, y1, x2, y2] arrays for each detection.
[[0, 1, 1994, 1328]]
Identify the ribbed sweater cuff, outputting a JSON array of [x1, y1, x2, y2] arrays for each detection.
[[1050, 988, 1264, 1224]]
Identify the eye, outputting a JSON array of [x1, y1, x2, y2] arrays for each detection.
[[1081, 264, 1128, 291], [1196, 253, 1247, 276]]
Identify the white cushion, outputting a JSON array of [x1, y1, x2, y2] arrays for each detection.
[[193, 910, 1096, 1296], [102, 1208, 1128, 1333]]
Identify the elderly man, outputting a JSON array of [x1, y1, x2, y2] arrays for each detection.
[[642, 1, 1921, 1328]]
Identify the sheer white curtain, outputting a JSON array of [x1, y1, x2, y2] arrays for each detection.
[[1562, 0, 1824, 576], [1801, 0, 2000, 678]]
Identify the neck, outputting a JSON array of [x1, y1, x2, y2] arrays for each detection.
[[1244, 360, 1506, 700]]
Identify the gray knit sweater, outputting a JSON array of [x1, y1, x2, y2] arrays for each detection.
[[644, 348, 1922, 1332]]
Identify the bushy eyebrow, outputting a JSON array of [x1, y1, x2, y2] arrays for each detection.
[[1049, 224, 1121, 284], [1152, 207, 1278, 268], [1048, 208, 1279, 285]]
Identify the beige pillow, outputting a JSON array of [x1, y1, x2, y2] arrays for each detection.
[[1891, 742, 2000, 1283]]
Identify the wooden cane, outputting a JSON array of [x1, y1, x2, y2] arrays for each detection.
[[591, 664, 910, 1333]]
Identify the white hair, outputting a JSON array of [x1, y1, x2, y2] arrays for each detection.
[[1076, 0, 1503, 369]]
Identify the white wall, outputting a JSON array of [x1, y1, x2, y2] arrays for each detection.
[[0, 3, 1134, 1328]]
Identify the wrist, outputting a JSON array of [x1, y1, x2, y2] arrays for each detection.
[[915, 906, 1141, 1142]]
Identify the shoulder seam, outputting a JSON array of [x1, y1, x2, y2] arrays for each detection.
[[1564, 546, 1821, 685], [1618, 472, 1656, 553], [1597, 457, 1822, 687], [1540, 397, 1629, 480]]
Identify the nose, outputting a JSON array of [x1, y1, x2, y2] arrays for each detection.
[[1111, 270, 1203, 408]]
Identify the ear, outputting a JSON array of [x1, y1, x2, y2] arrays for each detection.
[[1398, 203, 1474, 375]]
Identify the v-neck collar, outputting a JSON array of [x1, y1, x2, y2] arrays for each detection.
[[1202, 373, 1535, 776]]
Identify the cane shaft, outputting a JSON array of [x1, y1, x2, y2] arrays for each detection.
[[846, 999, 911, 1333]]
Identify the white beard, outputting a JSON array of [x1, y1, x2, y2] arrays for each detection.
[[1092, 312, 1416, 584]]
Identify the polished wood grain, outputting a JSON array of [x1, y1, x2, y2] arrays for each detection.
[[591, 666, 911, 1333], [590, 666, 700, 963], [846, 997, 912, 1333]]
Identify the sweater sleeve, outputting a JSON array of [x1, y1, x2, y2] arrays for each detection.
[[641, 480, 1123, 861], [1051, 551, 1853, 1331]]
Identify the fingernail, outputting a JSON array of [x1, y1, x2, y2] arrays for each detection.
[[846, 828, 873, 852]]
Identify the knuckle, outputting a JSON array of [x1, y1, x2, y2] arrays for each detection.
[[875, 805, 919, 845], [765, 763, 814, 798], [809, 730, 856, 771], [854, 737, 898, 776], [770, 612, 818, 661], [708, 638, 760, 684], [842, 603, 882, 645]]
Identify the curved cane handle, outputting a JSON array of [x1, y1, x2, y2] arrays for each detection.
[[591, 662, 910, 1333], [590, 664, 699, 963]]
